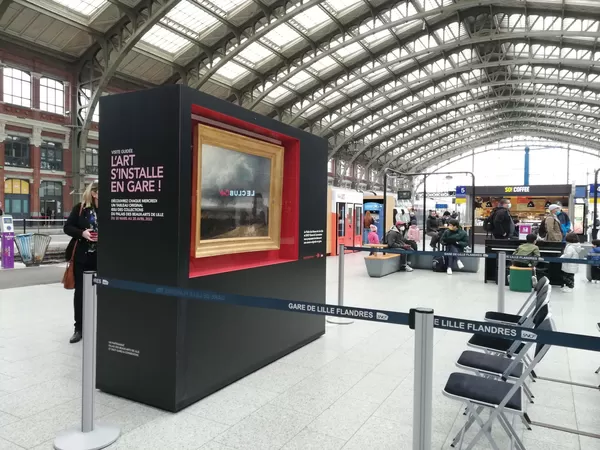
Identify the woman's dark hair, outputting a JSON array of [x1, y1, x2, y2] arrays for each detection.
[[565, 232, 579, 243], [526, 234, 537, 243], [443, 211, 451, 216], [448, 219, 460, 227]]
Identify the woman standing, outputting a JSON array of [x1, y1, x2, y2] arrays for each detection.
[[64, 181, 98, 343]]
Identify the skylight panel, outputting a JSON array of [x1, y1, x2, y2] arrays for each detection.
[[262, 23, 303, 50], [163, 1, 217, 35], [214, 61, 249, 81], [343, 79, 365, 94], [365, 68, 388, 82], [49, 0, 106, 16], [266, 86, 292, 102], [335, 41, 364, 59], [305, 104, 324, 117], [212, 0, 251, 13], [322, 91, 343, 105], [291, 5, 331, 31], [307, 55, 339, 74], [324, 0, 362, 15], [285, 70, 313, 87], [140, 25, 191, 54], [236, 42, 275, 67]]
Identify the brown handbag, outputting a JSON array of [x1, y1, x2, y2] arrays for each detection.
[[62, 204, 84, 290]]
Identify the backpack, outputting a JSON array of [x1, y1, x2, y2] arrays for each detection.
[[538, 219, 547, 239], [432, 255, 447, 272], [483, 209, 497, 233]]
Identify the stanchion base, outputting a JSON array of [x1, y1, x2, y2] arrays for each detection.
[[54, 425, 120, 450], [326, 316, 354, 325]]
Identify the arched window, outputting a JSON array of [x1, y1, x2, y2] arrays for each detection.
[[3, 68, 31, 107], [40, 77, 65, 114]]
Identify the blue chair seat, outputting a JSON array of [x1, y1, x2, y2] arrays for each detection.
[[444, 372, 522, 412], [484, 312, 522, 323], [457, 351, 523, 378]]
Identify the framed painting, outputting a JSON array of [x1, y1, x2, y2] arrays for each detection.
[[193, 124, 284, 258]]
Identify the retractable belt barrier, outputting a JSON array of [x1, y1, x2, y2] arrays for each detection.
[[90, 273, 600, 450], [93, 275, 600, 352], [344, 246, 600, 266]]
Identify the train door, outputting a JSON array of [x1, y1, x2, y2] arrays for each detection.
[[354, 205, 363, 247], [345, 204, 355, 250], [336, 202, 346, 254]]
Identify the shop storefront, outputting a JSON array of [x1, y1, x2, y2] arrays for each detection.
[[3, 179, 30, 220], [464, 184, 576, 244]]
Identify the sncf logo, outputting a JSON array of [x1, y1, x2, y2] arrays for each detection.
[[521, 330, 537, 340], [376, 312, 389, 321]]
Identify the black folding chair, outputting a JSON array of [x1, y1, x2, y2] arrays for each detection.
[[444, 317, 555, 450]]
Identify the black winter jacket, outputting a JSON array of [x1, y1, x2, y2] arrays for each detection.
[[491, 207, 515, 239], [64, 203, 98, 262], [426, 215, 439, 233]]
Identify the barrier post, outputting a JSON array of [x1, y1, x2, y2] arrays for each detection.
[[411, 308, 434, 450], [327, 244, 353, 325], [498, 251, 507, 312], [54, 272, 120, 450]]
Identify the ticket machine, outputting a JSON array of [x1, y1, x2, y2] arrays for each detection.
[[363, 202, 384, 243], [1, 215, 15, 269]]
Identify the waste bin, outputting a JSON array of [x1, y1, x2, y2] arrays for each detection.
[[509, 266, 533, 292], [14, 233, 52, 267]]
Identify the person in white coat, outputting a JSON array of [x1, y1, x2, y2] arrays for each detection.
[[560, 232, 582, 293]]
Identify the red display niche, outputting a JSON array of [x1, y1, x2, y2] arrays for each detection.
[[189, 104, 300, 278]]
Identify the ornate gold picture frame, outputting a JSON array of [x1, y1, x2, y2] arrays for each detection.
[[193, 124, 284, 258]]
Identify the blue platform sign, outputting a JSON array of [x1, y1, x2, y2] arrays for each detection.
[[435, 203, 449, 209], [590, 184, 600, 196], [456, 186, 466, 198]]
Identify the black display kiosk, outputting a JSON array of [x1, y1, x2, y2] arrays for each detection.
[[484, 239, 566, 286], [96, 85, 328, 412]]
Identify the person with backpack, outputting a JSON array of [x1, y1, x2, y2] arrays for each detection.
[[440, 219, 469, 275], [543, 204, 563, 242], [484, 199, 515, 239], [556, 203, 572, 239]]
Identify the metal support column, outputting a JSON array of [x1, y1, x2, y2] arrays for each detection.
[[412, 308, 434, 450], [594, 169, 599, 241], [498, 252, 507, 313], [422, 176, 427, 251], [327, 244, 353, 325], [524, 146, 530, 186], [54, 272, 120, 450]]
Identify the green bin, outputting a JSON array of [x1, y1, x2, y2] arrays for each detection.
[[509, 266, 533, 292]]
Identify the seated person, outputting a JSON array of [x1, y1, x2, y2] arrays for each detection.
[[440, 219, 469, 275], [384, 224, 414, 272], [513, 234, 540, 268]]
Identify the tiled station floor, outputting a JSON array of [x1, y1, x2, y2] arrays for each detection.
[[0, 254, 599, 449]]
